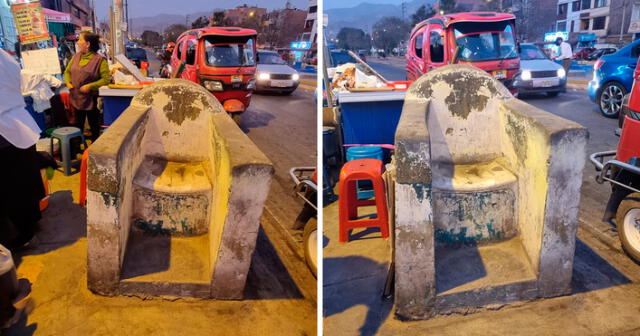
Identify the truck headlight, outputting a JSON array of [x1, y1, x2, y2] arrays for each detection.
[[521, 70, 531, 81], [258, 73, 270, 80], [203, 80, 224, 92], [557, 68, 566, 78], [292, 73, 300, 81]]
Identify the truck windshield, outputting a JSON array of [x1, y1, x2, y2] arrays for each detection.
[[204, 36, 255, 67], [453, 21, 517, 62], [519, 44, 548, 60]]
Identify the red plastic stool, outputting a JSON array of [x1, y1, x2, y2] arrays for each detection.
[[79, 148, 89, 206], [338, 158, 389, 242]]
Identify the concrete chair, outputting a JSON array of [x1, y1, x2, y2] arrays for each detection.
[[394, 65, 588, 320], [86, 79, 273, 299]]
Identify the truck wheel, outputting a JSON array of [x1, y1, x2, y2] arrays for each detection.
[[616, 193, 640, 262], [303, 218, 317, 277]]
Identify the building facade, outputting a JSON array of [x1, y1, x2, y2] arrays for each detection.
[[224, 5, 267, 26], [555, 0, 638, 44], [301, 0, 317, 45], [0, 0, 18, 52]]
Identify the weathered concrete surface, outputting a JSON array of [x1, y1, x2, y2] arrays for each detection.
[[324, 90, 636, 336], [3, 189, 314, 335], [393, 65, 588, 319], [87, 79, 274, 298]]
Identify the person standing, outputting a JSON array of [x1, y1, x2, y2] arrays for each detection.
[[554, 37, 573, 74], [0, 48, 44, 250], [64, 32, 110, 143]]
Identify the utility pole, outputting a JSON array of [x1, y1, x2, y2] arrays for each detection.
[[401, 2, 406, 21], [186, 15, 190, 28], [112, 0, 124, 57], [620, 0, 628, 42]]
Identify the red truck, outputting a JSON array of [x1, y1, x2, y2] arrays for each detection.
[[406, 12, 520, 92]]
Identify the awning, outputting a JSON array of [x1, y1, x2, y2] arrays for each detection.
[[43, 8, 71, 23]]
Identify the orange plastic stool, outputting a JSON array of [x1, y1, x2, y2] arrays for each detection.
[[39, 169, 49, 211], [79, 148, 89, 206], [338, 158, 389, 242]]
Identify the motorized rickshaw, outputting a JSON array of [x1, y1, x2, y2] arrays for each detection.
[[170, 27, 257, 124], [591, 57, 640, 262], [406, 12, 520, 92]]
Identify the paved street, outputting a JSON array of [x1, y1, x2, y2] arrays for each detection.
[[324, 88, 640, 335], [3, 82, 317, 335]]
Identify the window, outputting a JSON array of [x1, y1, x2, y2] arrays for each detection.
[[186, 40, 196, 65], [581, 0, 591, 10], [571, 20, 575, 32], [430, 32, 444, 63], [414, 33, 423, 59], [176, 41, 184, 60], [557, 21, 567, 31], [572, 1, 581, 11], [594, 0, 607, 7], [593, 16, 606, 30], [558, 3, 567, 15], [581, 19, 590, 30], [632, 44, 640, 58], [309, 5, 317, 13]]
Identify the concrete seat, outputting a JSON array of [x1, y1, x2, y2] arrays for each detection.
[[86, 79, 273, 299], [393, 65, 588, 320]]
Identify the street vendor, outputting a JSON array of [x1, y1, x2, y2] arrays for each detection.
[[64, 31, 110, 143], [0, 49, 44, 250]]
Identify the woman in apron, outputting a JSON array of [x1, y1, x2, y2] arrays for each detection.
[[64, 32, 110, 142]]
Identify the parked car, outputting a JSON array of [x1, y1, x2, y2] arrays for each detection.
[[586, 48, 617, 60], [329, 49, 357, 67], [125, 47, 148, 68], [573, 47, 596, 60], [406, 12, 520, 92], [512, 43, 566, 96], [588, 40, 640, 117], [255, 49, 300, 94]]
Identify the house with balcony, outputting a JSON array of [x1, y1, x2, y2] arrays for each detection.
[[556, 0, 638, 45]]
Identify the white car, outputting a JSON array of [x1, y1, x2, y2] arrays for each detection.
[[255, 50, 300, 94], [513, 43, 567, 97]]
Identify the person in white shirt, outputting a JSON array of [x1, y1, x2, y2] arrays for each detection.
[[554, 37, 573, 74], [0, 48, 44, 250]]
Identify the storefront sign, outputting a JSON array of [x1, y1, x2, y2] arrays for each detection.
[[11, 2, 49, 44], [544, 31, 569, 42], [629, 20, 640, 33]]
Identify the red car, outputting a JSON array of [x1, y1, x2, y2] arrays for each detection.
[[406, 12, 520, 92], [573, 47, 596, 60]]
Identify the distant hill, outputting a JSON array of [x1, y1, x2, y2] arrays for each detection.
[[325, 0, 437, 38], [129, 11, 220, 37]]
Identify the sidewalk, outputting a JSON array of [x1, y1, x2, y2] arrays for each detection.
[[299, 73, 317, 93]]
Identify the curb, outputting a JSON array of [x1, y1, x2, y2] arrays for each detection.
[[567, 79, 589, 90], [301, 79, 316, 86], [298, 84, 316, 92]]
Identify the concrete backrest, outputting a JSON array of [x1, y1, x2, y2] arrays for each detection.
[[131, 79, 223, 162], [407, 65, 512, 165]]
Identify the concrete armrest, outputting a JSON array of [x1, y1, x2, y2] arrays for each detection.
[[211, 113, 274, 173], [501, 99, 588, 141], [87, 105, 149, 194], [395, 97, 431, 184]]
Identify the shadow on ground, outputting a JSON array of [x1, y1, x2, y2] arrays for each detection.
[[323, 256, 392, 336], [13, 190, 86, 267], [240, 109, 275, 133], [324, 237, 631, 335], [244, 226, 304, 300]]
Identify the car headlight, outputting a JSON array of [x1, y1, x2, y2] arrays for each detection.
[[557, 68, 566, 78], [258, 73, 270, 80], [247, 79, 256, 90], [521, 70, 531, 81], [292, 73, 300, 81], [203, 80, 224, 92]]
